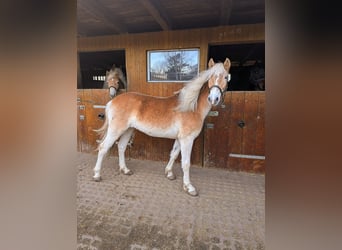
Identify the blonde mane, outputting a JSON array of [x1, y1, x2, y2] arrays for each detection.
[[176, 62, 226, 112]]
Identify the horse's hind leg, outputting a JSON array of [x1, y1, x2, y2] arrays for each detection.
[[93, 132, 120, 181], [118, 128, 135, 175], [165, 139, 180, 180]]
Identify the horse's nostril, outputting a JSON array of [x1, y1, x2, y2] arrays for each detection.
[[215, 97, 219, 102]]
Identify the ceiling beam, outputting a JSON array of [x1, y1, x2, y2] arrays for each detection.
[[220, 0, 233, 25], [79, 0, 127, 34], [77, 19, 89, 37], [138, 0, 171, 30]]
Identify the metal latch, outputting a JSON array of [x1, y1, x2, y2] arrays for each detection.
[[238, 120, 245, 128]]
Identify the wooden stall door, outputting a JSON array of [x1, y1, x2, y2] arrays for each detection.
[[77, 89, 118, 155], [204, 91, 265, 173]]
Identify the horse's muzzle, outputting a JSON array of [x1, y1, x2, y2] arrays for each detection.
[[208, 96, 220, 106], [208, 85, 225, 106], [109, 86, 117, 98]]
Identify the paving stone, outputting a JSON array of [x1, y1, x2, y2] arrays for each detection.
[[77, 152, 264, 249]]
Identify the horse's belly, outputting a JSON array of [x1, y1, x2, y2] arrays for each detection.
[[134, 123, 178, 139]]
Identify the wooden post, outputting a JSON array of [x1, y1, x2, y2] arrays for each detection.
[[77, 52, 82, 89]]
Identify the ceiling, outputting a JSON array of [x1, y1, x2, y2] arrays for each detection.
[[77, 0, 265, 37]]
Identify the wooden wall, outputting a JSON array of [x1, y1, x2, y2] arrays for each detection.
[[77, 23, 265, 172], [78, 23, 264, 96]]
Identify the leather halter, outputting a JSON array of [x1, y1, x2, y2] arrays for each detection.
[[208, 73, 230, 105], [109, 85, 119, 91], [209, 85, 226, 105]]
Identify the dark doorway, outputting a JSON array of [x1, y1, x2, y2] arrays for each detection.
[[208, 43, 265, 91], [78, 50, 126, 89]]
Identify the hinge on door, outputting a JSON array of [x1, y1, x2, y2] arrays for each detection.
[[206, 123, 214, 129], [208, 111, 219, 117], [78, 105, 85, 110], [79, 115, 85, 120]]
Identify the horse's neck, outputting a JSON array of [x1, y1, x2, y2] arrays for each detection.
[[196, 85, 212, 119]]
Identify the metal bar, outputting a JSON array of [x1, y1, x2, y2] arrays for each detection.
[[229, 153, 265, 160], [93, 105, 106, 109]]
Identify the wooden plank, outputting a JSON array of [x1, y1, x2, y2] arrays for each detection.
[[80, 89, 109, 154], [78, 24, 264, 52], [192, 130, 203, 166], [241, 92, 259, 154], [254, 91, 265, 173], [226, 92, 245, 171], [129, 133, 174, 162], [129, 131, 202, 165], [78, 89, 94, 153], [82, 89, 97, 153], [77, 89, 86, 152], [255, 92, 265, 155], [240, 91, 262, 172], [204, 93, 232, 168]]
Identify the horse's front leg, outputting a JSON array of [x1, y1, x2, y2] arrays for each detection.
[[180, 138, 198, 196], [165, 139, 180, 180], [118, 128, 135, 175]]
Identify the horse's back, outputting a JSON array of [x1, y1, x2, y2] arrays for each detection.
[[110, 92, 177, 109]]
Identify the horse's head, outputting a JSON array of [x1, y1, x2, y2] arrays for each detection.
[[249, 64, 265, 90], [105, 69, 120, 98], [207, 58, 231, 106]]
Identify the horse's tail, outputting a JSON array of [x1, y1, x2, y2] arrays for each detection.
[[93, 103, 110, 151]]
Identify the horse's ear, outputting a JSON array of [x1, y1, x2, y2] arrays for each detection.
[[223, 58, 231, 70], [208, 58, 215, 68]]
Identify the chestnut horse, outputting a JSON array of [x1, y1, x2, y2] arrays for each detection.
[[93, 58, 231, 196], [103, 66, 127, 98]]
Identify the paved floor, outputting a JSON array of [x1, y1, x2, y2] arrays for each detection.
[[77, 153, 265, 250]]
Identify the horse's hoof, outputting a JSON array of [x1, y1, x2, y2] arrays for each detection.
[[187, 189, 198, 196], [120, 169, 133, 175], [183, 184, 198, 197], [93, 176, 102, 182], [166, 172, 176, 180]]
